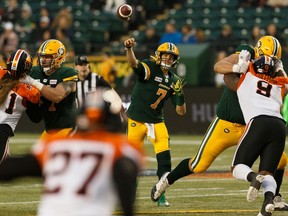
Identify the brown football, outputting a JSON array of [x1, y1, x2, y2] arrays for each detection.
[[117, 4, 133, 21]]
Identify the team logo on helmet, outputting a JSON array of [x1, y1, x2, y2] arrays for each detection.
[[58, 48, 64, 55]]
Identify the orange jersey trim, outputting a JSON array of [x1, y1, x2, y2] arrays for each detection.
[[0, 68, 40, 103]]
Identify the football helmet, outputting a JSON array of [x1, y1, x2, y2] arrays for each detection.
[[37, 39, 66, 75], [254, 36, 282, 60], [154, 42, 180, 69], [76, 88, 122, 132], [253, 55, 276, 77], [6, 49, 33, 78]]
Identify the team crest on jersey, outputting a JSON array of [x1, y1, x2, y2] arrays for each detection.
[[154, 77, 162, 82], [224, 128, 230, 133], [50, 79, 57, 85], [43, 79, 48, 83], [131, 122, 136, 127]]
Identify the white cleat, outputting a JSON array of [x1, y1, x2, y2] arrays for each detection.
[[247, 174, 264, 202], [151, 172, 170, 202]]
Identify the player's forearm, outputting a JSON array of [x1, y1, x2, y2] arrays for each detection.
[[214, 61, 234, 74], [41, 85, 68, 103], [125, 48, 138, 68]]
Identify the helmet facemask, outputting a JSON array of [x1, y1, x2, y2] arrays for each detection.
[[152, 42, 180, 70], [159, 53, 179, 70]]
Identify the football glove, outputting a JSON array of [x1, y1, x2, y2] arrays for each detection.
[[239, 50, 251, 62], [171, 77, 186, 95], [20, 75, 44, 91], [232, 61, 249, 73], [275, 59, 285, 73]]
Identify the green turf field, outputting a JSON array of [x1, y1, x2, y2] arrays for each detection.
[[2, 133, 288, 216]]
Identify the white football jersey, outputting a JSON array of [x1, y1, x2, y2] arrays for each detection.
[[0, 90, 26, 131], [237, 70, 284, 124], [33, 132, 142, 216], [0, 83, 39, 131]]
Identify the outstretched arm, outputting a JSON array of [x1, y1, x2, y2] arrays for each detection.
[[214, 50, 250, 74], [124, 38, 138, 68], [21, 75, 76, 103]]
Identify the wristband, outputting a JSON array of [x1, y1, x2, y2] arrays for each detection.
[[176, 94, 185, 106], [32, 80, 44, 91]]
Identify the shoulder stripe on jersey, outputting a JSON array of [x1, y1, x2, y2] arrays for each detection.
[[63, 75, 78, 82], [141, 62, 150, 80]]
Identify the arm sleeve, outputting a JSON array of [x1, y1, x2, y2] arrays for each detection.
[[0, 154, 42, 181], [113, 157, 139, 216]]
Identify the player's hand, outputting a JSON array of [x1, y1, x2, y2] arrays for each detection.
[[20, 75, 43, 90], [124, 38, 136, 49], [20, 75, 35, 85], [171, 77, 186, 95], [239, 50, 251, 62], [275, 59, 285, 73], [232, 61, 249, 73]]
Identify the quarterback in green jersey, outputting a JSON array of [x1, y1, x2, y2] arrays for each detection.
[[21, 39, 78, 138], [151, 37, 288, 211], [124, 38, 186, 207]]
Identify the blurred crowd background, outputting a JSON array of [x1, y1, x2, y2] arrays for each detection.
[[1, 0, 288, 87]]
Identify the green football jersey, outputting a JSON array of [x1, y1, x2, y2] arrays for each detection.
[[216, 87, 245, 124], [29, 66, 78, 131], [127, 59, 182, 123], [216, 44, 255, 125]]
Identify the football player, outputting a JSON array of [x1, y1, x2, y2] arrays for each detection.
[[0, 88, 143, 216], [226, 53, 287, 216], [124, 37, 186, 206], [21, 39, 79, 138], [0, 49, 40, 163], [151, 36, 288, 211]]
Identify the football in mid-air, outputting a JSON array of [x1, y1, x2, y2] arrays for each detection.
[[117, 4, 133, 21]]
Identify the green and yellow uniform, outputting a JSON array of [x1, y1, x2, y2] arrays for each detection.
[[29, 66, 78, 137], [127, 59, 185, 178]]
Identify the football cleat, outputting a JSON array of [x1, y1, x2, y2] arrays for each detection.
[[273, 195, 288, 211], [151, 172, 170, 202], [257, 196, 274, 216], [157, 192, 170, 207], [247, 174, 265, 202]]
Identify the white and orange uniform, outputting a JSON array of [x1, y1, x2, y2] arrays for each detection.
[[32, 131, 142, 216], [236, 63, 285, 124], [0, 68, 40, 131], [232, 62, 287, 185], [0, 68, 40, 162]]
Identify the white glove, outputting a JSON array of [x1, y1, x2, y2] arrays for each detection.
[[275, 59, 285, 73], [20, 75, 44, 91], [239, 50, 251, 62], [232, 61, 249, 73]]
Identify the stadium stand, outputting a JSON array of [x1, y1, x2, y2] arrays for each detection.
[[0, 0, 288, 57]]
